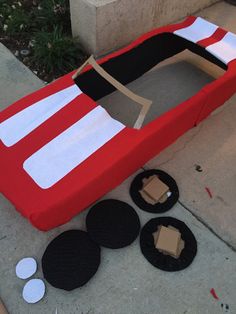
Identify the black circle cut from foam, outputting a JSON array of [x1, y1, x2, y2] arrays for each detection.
[[140, 217, 197, 272], [130, 169, 179, 213], [42, 230, 100, 291], [86, 199, 140, 249]]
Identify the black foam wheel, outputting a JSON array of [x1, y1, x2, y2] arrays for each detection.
[[42, 230, 100, 291], [130, 169, 179, 213], [86, 199, 140, 249], [140, 217, 197, 271]]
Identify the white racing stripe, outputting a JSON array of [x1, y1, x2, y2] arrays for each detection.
[[0, 84, 82, 147], [23, 106, 125, 189], [174, 17, 218, 43], [206, 32, 236, 64]]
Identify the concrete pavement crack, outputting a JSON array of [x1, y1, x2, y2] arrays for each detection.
[[178, 199, 236, 252]]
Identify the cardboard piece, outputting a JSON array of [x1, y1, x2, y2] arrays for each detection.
[[155, 226, 181, 256], [152, 225, 185, 258], [177, 238, 185, 257], [143, 176, 169, 201], [139, 175, 169, 204], [167, 225, 185, 258]]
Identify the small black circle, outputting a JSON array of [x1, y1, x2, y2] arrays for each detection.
[[42, 230, 100, 291], [130, 169, 179, 213], [140, 217, 197, 271], [86, 199, 140, 249]]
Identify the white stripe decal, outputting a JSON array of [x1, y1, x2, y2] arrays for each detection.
[[23, 106, 125, 189], [174, 17, 218, 43], [206, 32, 236, 64], [0, 84, 82, 147]]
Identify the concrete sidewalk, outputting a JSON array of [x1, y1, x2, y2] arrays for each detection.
[[0, 173, 236, 314], [0, 1, 236, 314]]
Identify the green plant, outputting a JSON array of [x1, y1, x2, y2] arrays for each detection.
[[0, 1, 35, 36], [0, 0, 87, 82], [0, 0, 70, 37], [0, 2, 13, 34], [33, 0, 71, 33], [6, 8, 33, 35], [31, 26, 86, 76]]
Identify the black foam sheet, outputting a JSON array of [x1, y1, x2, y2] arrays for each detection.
[[42, 230, 101, 291], [140, 217, 197, 271], [86, 199, 140, 249]]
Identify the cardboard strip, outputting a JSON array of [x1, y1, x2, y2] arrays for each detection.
[[72, 55, 152, 129]]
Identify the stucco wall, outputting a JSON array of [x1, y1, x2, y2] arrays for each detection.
[[70, 0, 219, 56]]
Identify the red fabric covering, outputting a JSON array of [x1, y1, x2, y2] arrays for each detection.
[[197, 28, 227, 47], [1, 16, 236, 230]]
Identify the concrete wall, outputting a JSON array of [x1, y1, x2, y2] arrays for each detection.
[[70, 0, 219, 56]]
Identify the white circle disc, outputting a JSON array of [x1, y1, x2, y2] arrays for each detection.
[[22, 279, 46, 304], [16, 257, 37, 279]]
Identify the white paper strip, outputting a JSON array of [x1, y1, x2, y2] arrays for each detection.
[[206, 32, 236, 64], [23, 106, 125, 189], [0, 84, 82, 147], [174, 17, 218, 43]]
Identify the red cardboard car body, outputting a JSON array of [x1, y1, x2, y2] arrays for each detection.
[[1, 16, 236, 230]]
